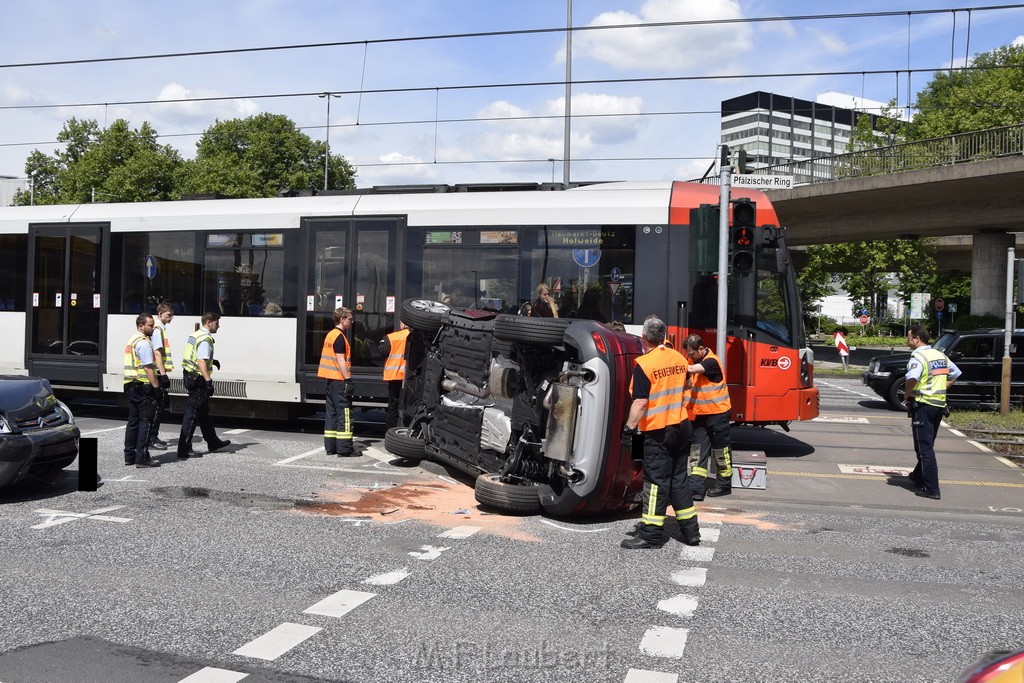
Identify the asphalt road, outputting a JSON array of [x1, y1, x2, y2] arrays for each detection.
[[0, 386, 1022, 683]]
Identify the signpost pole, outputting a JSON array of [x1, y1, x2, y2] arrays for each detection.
[[1001, 248, 1014, 415], [716, 147, 731, 363]]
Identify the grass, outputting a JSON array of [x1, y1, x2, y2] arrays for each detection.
[[946, 410, 1024, 464], [813, 366, 864, 379]]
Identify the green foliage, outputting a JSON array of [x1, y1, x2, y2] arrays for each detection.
[[177, 113, 356, 198], [912, 44, 1024, 138], [943, 313, 1003, 332]]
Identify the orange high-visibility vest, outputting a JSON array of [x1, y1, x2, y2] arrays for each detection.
[[318, 328, 352, 380], [382, 328, 409, 381], [690, 350, 731, 416], [630, 345, 690, 432]]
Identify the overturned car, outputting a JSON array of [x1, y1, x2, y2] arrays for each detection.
[[384, 299, 645, 515]]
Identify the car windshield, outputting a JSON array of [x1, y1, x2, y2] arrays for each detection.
[[933, 332, 958, 353]]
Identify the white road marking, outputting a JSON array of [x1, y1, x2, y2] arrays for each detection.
[[538, 519, 609, 533], [177, 667, 250, 682], [967, 440, 994, 453], [409, 545, 450, 561], [303, 589, 376, 618], [438, 525, 482, 539], [32, 506, 131, 529], [223, 428, 250, 435], [79, 425, 127, 435], [624, 669, 678, 683], [362, 568, 412, 586], [994, 455, 1024, 472], [698, 516, 722, 525], [109, 475, 147, 483], [813, 415, 870, 423], [273, 449, 323, 465], [657, 594, 699, 618], [669, 568, 707, 587], [639, 626, 689, 659], [679, 546, 715, 563], [232, 622, 322, 661], [837, 464, 913, 476], [815, 380, 875, 399], [276, 464, 410, 477], [701, 527, 720, 543], [437, 475, 461, 485], [948, 428, 966, 437]]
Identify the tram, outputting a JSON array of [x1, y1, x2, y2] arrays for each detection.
[[0, 181, 818, 422]]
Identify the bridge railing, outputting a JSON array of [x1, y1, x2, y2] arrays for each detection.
[[702, 123, 1024, 187]]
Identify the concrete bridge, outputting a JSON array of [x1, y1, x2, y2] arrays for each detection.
[[763, 140, 1024, 316]]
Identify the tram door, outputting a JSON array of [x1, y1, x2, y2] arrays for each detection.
[[26, 224, 107, 386], [299, 217, 399, 401]]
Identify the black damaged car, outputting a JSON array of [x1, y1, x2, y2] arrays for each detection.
[[862, 328, 1024, 410], [384, 299, 645, 516], [0, 376, 80, 487]]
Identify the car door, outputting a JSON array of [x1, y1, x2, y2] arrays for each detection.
[[946, 335, 999, 406]]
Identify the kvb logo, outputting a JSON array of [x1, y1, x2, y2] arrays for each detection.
[[758, 356, 792, 369]]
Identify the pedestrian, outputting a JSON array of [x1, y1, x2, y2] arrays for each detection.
[[834, 326, 850, 369], [124, 313, 162, 468], [176, 312, 231, 459], [147, 302, 174, 451], [530, 283, 559, 318], [379, 322, 409, 430], [620, 316, 700, 549], [319, 307, 356, 456], [904, 324, 960, 500], [682, 334, 733, 500]]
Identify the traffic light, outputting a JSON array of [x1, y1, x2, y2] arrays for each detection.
[[730, 198, 756, 275]]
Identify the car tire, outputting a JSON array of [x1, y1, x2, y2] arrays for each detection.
[[493, 315, 570, 346], [474, 473, 542, 514], [383, 427, 427, 462], [887, 377, 907, 411], [400, 298, 449, 333]]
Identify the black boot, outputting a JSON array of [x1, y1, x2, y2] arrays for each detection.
[[706, 479, 732, 497]]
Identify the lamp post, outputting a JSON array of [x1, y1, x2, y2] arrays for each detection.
[[319, 92, 340, 191], [29, 171, 36, 205], [547, 158, 556, 183]]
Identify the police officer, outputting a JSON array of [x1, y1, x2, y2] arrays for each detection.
[[148, 302, 174, 450], [124, 314, 162, 468], [621, 317, 700, 549], [176, 312, 231, 459], [904, 324, 961, 500], [683, 333, 733, 499], [319, 307, 355, 456], [379, 322, 409, 430]]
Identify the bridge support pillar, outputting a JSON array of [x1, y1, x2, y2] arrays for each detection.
[[971, 231, 1014, 317]]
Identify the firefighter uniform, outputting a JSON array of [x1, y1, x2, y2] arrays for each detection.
[[319, 322, 354, 456], [687, 349, 733, 499], [906, 344, 960, 498], [380, 327, 410, 429], [626, 344, 700, 547]]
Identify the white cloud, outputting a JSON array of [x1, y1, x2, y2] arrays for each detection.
[[571, 0, 751, 72], [154, 83, 260, 123], [1013, 35, 1024, 47], [806, 28, 849, 56]]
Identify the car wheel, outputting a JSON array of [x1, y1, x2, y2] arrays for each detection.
[[887, 377, 907, 411], [493, 314, 570, 345], [383, 427, 427, 462], [474, 473, 542, 514], [400, 298, 449, 333]]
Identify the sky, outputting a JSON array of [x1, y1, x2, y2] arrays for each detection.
[[1, 0, 1023, 188]]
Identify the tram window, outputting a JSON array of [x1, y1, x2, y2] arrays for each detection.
[[114, 233, 202, 315], [521, 226, 635, 323], [755, 270, 791, 345], [203, 233, 290, 317], [419, 245, 518, 312], [0, 235, 27, 311]]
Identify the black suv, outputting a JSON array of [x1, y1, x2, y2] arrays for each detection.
[[862, 328, 1024, 410]]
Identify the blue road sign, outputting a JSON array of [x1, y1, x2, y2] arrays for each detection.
[[572, 248, 601, 268], [936, 310, 944, 321], [610, 267, 622, 282], [144, 255, 158, 280]]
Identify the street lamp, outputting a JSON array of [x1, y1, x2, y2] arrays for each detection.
[[29, 171, 36, 205], [547, 158, 556, 183], [319, 92, 340, 191]]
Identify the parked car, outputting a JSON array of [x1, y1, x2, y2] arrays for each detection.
[[0, 376, 80, 487], [957, 647, 1024, 682], [384, 299, 644, 515], [862, 328, 1024, 410]]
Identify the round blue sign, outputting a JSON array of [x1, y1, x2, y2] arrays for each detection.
[[610, 267, 622, 282], [572, 248, 601, 268], [144, 255, 158, 281]]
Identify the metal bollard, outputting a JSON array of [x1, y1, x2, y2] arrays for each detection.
[[78, 437, 98, 492]]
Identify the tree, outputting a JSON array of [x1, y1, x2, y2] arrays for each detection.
[[13, 118, 183, 205], [176, 113, 356, 197], [911, 43, 1024, 138]]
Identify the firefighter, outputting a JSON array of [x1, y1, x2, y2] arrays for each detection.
[[123, 314, 162, 468], [319, 307, 355, 456], [379, 322, 409, 430], [620, 317, 700, 549], [683, 333, 733, 499]]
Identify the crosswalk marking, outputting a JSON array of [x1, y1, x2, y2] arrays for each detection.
[[639, 626, 689, 659], [177, 667, 250, 682], [678, 546, 715, 563], [303, 589, 376, 618], [438, 525, 481, 539], [624, 669, 679, 683], [656, 594, 699, 618], [362, 568, 412, 586], [669, 568, 707, 587], [232, 622, 322, 661]]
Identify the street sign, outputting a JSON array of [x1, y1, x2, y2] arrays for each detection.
[[859, 314, 869, 325], [935, 297, 945, 311], [948, 302, 958, 313], [733, 175, 793, 190], [572, 248, 600, 268]]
